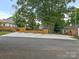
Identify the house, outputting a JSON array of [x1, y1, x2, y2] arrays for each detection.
[[0, 18, 16, 32], [0, 18, 15, 27], [62, 25, 79, 36]]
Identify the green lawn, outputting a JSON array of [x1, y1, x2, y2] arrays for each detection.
[[73, 36, 79, 40], [0, 31, 11, 35], [76, 37, 79, 39]]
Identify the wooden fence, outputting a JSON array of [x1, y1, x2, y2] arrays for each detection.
[[0, 27, 48, 34], [18, 28, 48, 34], [0, 26, 16, 32]]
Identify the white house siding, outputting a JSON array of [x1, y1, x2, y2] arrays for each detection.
[[5, 23, 10, 27]]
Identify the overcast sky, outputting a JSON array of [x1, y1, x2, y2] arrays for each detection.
[[0, 0, 79, 19]]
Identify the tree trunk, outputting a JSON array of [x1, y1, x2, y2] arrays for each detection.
[[48, 24, 54, 33]]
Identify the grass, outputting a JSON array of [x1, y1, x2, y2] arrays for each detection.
[[74, 36, 79, 39], [72, 36, 79, 40], [0, 31, 11, 35]]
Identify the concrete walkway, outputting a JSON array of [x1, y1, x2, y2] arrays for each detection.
[[2, 32, 77, 40]]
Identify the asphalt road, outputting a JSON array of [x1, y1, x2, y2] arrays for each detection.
[[0, 37, 79, 59]]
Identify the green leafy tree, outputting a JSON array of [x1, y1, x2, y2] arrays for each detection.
[[14, 0, 75, 32], [68, 8, 79, 26], [54, 19, 66, 33], [76, 9, 79, 25], [26, 10, 37, 30], [72, 8, 79, 25], [13, 11, 26, 27]]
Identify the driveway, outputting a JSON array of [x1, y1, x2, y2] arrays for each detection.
[[0, 37, 78, 59], [2, 32, 77, 40]]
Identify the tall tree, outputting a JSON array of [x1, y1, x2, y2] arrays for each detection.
[[71, 8, 79, 25], [15, 0, 75, 32], [54, 19, 66, 33], [68, 7, 79, 26]]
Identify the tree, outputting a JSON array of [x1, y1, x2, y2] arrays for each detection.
[[54, 19, 66, 33], [13, 10, 26, 27], [76, 9, 79, 25], [14, 0, 76, 33], [68, 7, 79, 26], [26, 10, 37, 30]]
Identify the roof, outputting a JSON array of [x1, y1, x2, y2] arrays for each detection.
[[0, 18, 14, 23]]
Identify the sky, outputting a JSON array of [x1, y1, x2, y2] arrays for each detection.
[[0, 0, 79, 19], [0, 0, 16, 19], [68, 0, 79, 7]]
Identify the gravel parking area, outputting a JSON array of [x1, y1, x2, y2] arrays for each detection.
[[2, 32, 77, 40]]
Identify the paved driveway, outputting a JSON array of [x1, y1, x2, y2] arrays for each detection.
[[0, 37, 78, 59], [2, 32, 77, 40]]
